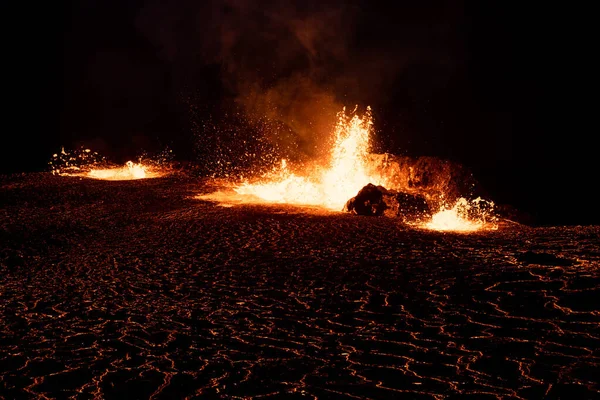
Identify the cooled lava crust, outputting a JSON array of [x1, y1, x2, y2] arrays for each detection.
[[1, 173, 599, 399]]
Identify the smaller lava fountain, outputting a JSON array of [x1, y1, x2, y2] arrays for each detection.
[[86, 160, 160, 180], [422, 197, 498, 232], [50, 147, 172, 180]]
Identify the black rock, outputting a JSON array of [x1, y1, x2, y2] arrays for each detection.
[[343, 183, 388, 216], [344, 183, 431, 222], [364, 154, 483, 211], [383, 191, 431, 222], [516, 251, 575, 266]]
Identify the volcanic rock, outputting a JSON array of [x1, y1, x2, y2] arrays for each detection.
[[1, 172, 599, 399], [383, 190, 431, 222], [364, 154, 483, 210], [344, 183, 431, 222], [516, 251, 575, 266], [343, 183, 388, 216]]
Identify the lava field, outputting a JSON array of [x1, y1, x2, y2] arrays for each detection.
[[1, 173, 599, 399]]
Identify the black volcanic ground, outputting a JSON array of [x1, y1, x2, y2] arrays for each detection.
[[1, 173, 599, 399]]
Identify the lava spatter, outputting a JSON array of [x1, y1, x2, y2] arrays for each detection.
[[422, 197, 498, 232], [205, 107, 497, 231], [234, 107, 388, 210], [50, 147, 173, 180]]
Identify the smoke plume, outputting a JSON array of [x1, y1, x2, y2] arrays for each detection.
[[135, 0, 364, 160], [135, 0, 463, 165]]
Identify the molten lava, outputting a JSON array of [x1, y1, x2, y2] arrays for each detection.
[[87, 161, 159, 180], [234, 107, 389, 209], [50, 148, 170, 180], [423, 198, 498, 232], [206, 106, 498, 232]]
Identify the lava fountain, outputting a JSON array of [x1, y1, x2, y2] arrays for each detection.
[[422, 197, 498, 232], [85, 160, 160, 180], [208, 106, 498, 232], [234, 107, 389, 209], [50, 148, 170, 180]]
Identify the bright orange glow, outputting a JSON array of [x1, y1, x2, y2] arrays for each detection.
[[50, 148, 171, 180], [87, 161, 161, 180], [234, 107, 389, 209], [58, 160, 167, 180], [422, 197, 498, 232], [201, 107, 499, 231]]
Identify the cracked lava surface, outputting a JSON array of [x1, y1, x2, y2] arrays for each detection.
[[1, 173, 599, 399]]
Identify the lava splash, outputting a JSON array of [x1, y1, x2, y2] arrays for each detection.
[[234, 107, 389, 210], [205, 107, 498, 232], [87, 161, 161, 180], [50, 148, 171, 180], [422, 197, 498, 232]]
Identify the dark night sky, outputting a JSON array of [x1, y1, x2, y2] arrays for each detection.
[[8, 1, 597, 225]]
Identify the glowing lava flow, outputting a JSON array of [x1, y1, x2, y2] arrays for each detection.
[[50, 148, 170, 180], [423, 198, 498, 232], [234, 107, 388, 209], [87, 161, 158, 180]]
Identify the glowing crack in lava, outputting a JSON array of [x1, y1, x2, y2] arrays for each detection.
[[234, 107, 388, 210], [50, 148, 170, 180], [423, 197, 498, 232]]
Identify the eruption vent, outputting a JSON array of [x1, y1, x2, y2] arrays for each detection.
[[423, 198, 497, 232], [234, 107, 388, 209], [87, 161, 157, 180], [204, 106, 498, 232], [50, 148, 171, 180]]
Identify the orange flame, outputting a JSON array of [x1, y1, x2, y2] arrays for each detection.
[[234, 107, 388, 209]]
